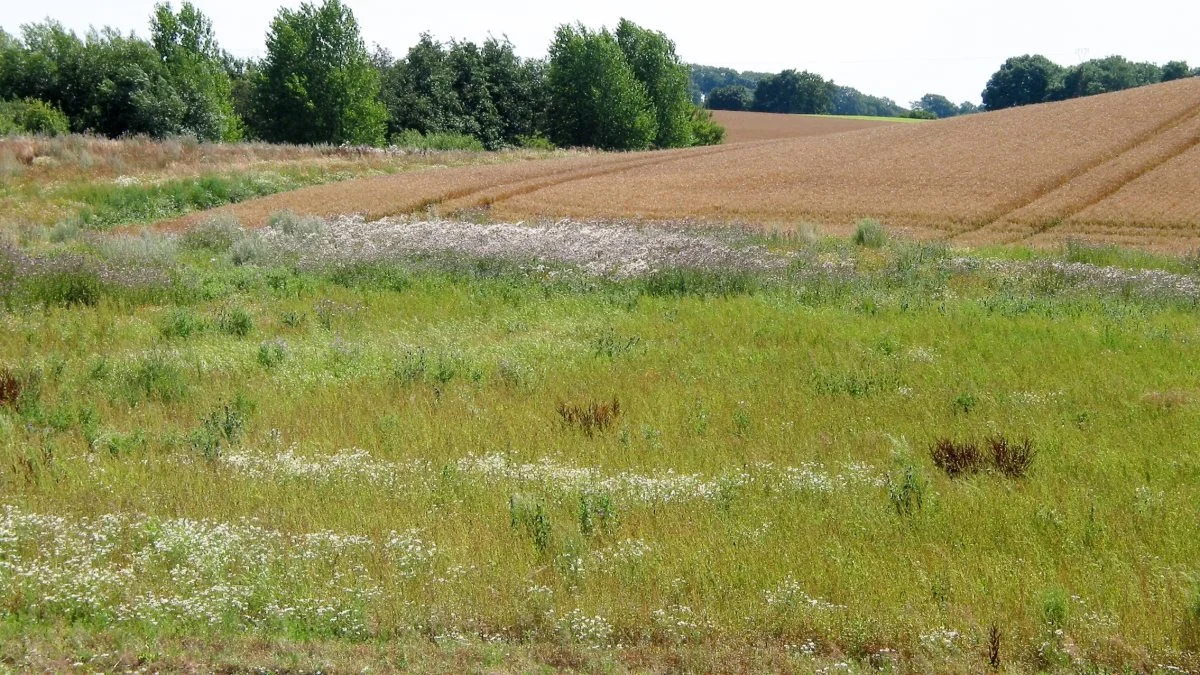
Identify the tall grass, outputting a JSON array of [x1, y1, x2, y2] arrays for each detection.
[[0, 225, 1198, 671]]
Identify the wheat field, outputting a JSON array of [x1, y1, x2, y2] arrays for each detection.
[[172, 78, 1200, 252]]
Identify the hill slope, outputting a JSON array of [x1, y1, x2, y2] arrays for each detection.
[[178, 78, 1200, 251]]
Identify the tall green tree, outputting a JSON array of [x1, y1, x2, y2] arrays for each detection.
[[252, 0, 386, 145], [1161, 60, 1191, 81], [150, 2, 241, 140], [546, 24, 656, 150], [752, 70, 832, 114], [913, 93, 959, 118], [705, 85, 752, 111], [480, 37, 546, 144], [615, 19, 692, 148], [981, 55, 1064, 110], [1057, 56, 1161, 99]]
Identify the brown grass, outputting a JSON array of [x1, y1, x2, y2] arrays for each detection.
[[710, 110, 903, 143], [161, 78, 1200, 252]]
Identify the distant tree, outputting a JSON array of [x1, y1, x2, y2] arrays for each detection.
[[913, 93, 959, 118], [688, 64, 768, 104], [957, 101, 980, 115], [381, 34, 463, 138], [447, 39, 503, 147], [1161, 60, 1191, 81], [981, 54, 1063, 110], [252, 0, 386, 145], [705, 84, 752, 111], [150, 2, 242, 140], [831, 85, 903, 117], [902, 109, 937, 120], [545, 24, 656, 150], [1057, 56, 1160, 100], [615, 19, 693, 148], [752, 69, 832, 114]]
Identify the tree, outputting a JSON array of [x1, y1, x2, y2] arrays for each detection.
[[545, 24, 656, 150], [981, 54, 1063, 110], [831, 86, 903, 117], [252, 0, 386, 145], [1162, 60, 1191, 81], [615, 19, 692, 148], [705, 85, 752, 111], [752, 70, 832, 114], [480, 37, 546, 145], [1057, 56, 1160, 99], [913, 93, 959, 118], [957, 101, 980, 115], [150, 2, 241, 140]]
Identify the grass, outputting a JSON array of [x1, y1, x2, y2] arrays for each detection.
[[0, 134, 559, 231], [0, 214, 1199, 672]]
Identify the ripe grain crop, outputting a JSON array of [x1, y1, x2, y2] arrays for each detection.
[[709, 110, 906, 143], [179, 78, 1200, 253]]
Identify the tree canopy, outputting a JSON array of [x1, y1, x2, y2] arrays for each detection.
[[252, 0, 386, 145], [752, 69, 833, 114]]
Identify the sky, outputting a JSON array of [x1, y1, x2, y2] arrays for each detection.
[[2, 0, 1198, 106]]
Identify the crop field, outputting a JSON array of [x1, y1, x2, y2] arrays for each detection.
[[169, 78, 1200, 253], [2, 78, 1200, 673], [708, 111, 906, 144]]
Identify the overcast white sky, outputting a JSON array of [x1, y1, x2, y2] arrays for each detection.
[[3, 0, 1198, 105]]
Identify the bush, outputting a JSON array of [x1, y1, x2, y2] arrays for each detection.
[[217, 307, 254, 338], [160, 308, 204, 339], [123, 352, 188, 404], [0, 98, 71, 137], [853, 219, 888, 248], [390, 129, 484, 151], [689, 106, 725, 146], [182, 215, 242, 253], [517, 134, 556, 151], [267, 210, 327, 237]]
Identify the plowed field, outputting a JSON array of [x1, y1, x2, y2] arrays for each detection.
[[173, 78, 1200, 252]]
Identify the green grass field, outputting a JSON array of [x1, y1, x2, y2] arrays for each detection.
[[2, 213, 1199, 672]]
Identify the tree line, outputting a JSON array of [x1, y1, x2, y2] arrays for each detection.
[[692, 66, 909, 117], [0, 0, 722, 150], [694, 53, 1196, 119], [981, 54, 1195, 111]]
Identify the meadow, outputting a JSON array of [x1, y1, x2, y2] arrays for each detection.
[[2, 206, 1200, 672]]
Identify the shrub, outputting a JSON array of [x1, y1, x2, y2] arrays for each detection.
[[190, 396, 253, 462], [229, 234, 266, 266], [853, 218, 888, 248], [931, 438, 985, 477], [689, 106, 725, 146], [123, 353, 188, 404], [26, 268, 102, 307], [267, 210, 327, 237], [256, 339, 289, 369], [518, 134, 557, 151], [160, 308, 204, 339], [217, 307, 254, 338], [182, 215, 242, 253], [390, 129, 485, 151], [0, 98, 71, 137]]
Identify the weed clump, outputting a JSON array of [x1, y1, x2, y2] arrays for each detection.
[[988, 436, 1036, 478], [217, 307, 254, 338], [853, 218, 888, 248], [509, 494, 551, 555], [931, 435, 1036, 479], [0, 367, 24, 408], [931, 438, 985, 477], [182, 215, 242, 253], [189, 395, 253, 462], [557, 398, 621, 437]]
